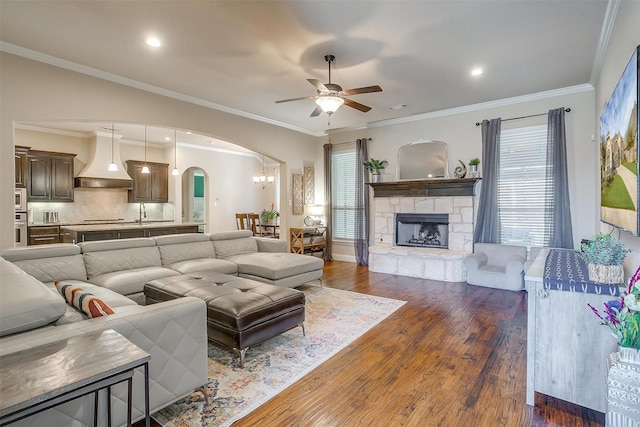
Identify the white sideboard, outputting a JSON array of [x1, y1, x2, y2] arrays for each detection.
[[525, 248, 620, 413]]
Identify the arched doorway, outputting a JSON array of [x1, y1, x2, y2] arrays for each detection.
[[182, 167, 206, 232]]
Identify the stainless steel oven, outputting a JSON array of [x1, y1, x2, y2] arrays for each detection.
[[15, 188, 27, 212], [15, 212, 27, 247]]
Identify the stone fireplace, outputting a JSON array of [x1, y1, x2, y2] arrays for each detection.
[[368, 179, 479, 282]]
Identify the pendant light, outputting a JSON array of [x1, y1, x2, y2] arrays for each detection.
[[172, 129, 179, 176], [253, 154, 274, 189], [141, 125, 150, 174], [108, 123, 118, 172]]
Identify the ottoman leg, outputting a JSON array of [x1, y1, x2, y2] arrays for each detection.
[[300, 322, 305, 336], [233, 347, 249, 368]]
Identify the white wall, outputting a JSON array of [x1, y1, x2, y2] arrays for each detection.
[[595, 0, 640, 276], [0, 52, 319, 248]]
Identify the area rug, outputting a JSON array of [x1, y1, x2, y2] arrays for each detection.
[[153, 285, 406, 427]]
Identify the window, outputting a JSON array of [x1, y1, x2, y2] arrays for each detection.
[[498, 125, 552, 247], [331, 149, 362, 239]]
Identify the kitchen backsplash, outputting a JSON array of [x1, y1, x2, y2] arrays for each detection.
[[28, 189, 174, 224]]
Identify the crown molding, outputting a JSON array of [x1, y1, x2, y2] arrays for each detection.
[[0, 42, 324, 138], [589, 0, 620, 86], [327, 83, 594, 135]]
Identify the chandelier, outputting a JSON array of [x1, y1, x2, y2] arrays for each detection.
[[253, 154, 274, 189]]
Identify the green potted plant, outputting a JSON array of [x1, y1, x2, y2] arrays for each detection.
[[467, 157, 479, 176], [579, 233, 631, 284], [261, 203, 278, 225], [363, 158, 388, 183]]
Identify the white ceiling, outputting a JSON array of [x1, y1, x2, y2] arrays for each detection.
[[0, 0, 612, 137]]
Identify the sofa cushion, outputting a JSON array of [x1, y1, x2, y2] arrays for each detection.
[[0, 244, 87, 283], [157, 240, 216, 267], [0, 258, 66, 337], [88, 267, 180, 297], [211, 232, 258, 258], [82, 246, 163, 278], [166, 258, 238, 275], [55, 282, 115, 318], [225, 252, 324, 280]]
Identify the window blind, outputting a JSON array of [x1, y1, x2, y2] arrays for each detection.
[[498, 124, 552, 248], [331, 150, 358, 239]]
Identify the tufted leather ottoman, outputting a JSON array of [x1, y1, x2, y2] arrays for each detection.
[[144, 271, 305, 367]]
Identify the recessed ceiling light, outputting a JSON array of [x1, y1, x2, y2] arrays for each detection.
[[471, 67, 484, 76], [146, 37, 162, 48], [164, 137, 171, 141], [389, 104, 408, 110]]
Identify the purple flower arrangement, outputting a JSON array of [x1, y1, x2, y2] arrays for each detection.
[[588, 265, 640, 349]]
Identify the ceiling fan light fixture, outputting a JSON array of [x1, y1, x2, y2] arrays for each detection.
[[315, 96, 344, 114]]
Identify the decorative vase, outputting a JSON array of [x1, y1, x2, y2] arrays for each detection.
[[606, 346, 640, 426], [588, 263, 624, 284], [371, 172, 382, 183], [469, 164, 479, 178]]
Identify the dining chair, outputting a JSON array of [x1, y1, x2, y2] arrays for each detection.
[[248, 213, 260, 236], [235, 213, 249, 230]]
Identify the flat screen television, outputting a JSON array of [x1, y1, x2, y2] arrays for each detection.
[[600, 45, 640, 236]]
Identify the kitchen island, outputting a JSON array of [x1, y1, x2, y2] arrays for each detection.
[[60, 222, 202, 243]]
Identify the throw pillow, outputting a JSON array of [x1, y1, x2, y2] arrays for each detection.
[[54, 281, 115, 318]]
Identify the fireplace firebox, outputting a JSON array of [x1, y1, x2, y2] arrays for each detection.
[[395, 213, 449, 249]]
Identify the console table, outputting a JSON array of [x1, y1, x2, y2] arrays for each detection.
[[0, 329, 150, 426], [525, 248, 621, 412]]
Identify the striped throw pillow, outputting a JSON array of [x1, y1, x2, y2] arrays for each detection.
[[55, 281, 115, 318]]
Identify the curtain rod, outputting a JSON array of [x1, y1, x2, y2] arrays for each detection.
[[330, 138, 372, 146], [475, 108, 571, 126]]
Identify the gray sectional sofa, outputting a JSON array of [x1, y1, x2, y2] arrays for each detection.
[[0, 230, 324, 426]]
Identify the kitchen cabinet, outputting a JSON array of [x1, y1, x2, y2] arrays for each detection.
[[27, 150, 75, 202], [126, 161, 169, 203], [15, 146, 29, 188], [28, 225, 60, 245], [289, 227, 326, 257]]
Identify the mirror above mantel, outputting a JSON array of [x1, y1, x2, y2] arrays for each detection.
[[396, 139, 449, 180]]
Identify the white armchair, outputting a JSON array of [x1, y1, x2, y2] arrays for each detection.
[[463, 243, 527, 291]]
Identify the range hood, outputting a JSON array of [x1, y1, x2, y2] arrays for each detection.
[[74, 130, 133, 189]]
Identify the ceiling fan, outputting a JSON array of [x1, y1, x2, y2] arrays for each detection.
[[275, 54, 382, 117]]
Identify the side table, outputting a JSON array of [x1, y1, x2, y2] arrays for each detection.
[[0, 329, 150, 427]]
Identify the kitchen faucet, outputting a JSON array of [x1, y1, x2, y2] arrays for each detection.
[[138, 202, 146, 223]]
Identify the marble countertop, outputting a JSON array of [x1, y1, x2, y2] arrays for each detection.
[[58, 222, 203, 231]]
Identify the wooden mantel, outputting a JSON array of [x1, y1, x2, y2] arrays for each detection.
[[368, 178, 480, 198]]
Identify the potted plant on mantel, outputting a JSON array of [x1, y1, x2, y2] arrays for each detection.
[[363, 158, 388, 183], [579, 233, 631, 284], [468, 158, 480, 178]]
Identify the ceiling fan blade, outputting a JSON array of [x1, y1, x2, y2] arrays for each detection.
[[275, 95, 316, 104], [307, 79, 328, 92], [342, 85, 383, 96], [310, 105, 323, 117], [344, 98, 372, 112]]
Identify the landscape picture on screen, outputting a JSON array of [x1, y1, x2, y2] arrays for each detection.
[[600, 46, 639, 236]]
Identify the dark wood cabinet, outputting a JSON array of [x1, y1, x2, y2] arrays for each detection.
[[27, 151, 75, 202], [15, 146, 29, 188], [126, 161, 169, 203], [28, 225, 60, 245], [61, 225, 199, 243]]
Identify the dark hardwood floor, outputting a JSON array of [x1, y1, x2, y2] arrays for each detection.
[[143, 260, 606, 427]]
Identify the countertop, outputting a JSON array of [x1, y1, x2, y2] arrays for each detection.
[[58, 222, 202, 232]]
